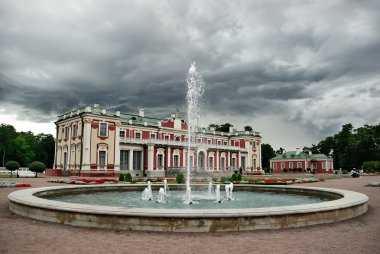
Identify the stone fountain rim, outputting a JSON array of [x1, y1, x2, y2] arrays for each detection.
[[8, 184, 368, 218]]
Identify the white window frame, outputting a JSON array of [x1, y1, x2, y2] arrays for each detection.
[[173, 149, 180, 167], [289, 162, 293, 169], [119, 130, 126, 138], [135, 131, 141, 139], [72, 124, 77, 137], [64, 126, 69, 139], [297, 162, 302, 168], [209, 156, 214, 168], [98, 146, 107, 166], [150, 133, 156, 139], [273, 163, 277, 170], [156, 149, 165, 169], [99, 122, 108, 137], [164, 134, 170, 140], [157, 154, 163, 167]]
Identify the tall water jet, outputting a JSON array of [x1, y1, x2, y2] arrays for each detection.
[[184, 62, 205, 204]]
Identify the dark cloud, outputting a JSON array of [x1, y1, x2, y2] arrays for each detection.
[[1, 0, 380, 149]]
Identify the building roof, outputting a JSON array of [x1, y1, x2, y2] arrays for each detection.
[[56, 104, 262, 137], [271, 151, 330, 161]]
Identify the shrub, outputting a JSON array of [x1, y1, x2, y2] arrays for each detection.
[[297, 167, 302, 172], [231, 173, 237, 181], [124, 173, 132, 182], [28, 161, 46, 178], [5, 161, 20, 176], [118, 173, 124, 181], [176, 172, 185, 183], [283, 168, 288, 173], [237, 173, 242, 181]]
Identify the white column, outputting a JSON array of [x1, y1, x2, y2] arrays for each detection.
[[114, 125, 121, 172], [259, 142, 263, 173], [140, 148, 144, 171], [167, 147, 171, 168], [67, 126, 71, 170], [148, 145, 154, 171], [227, 151, 230, 170], [216, 150, 220, 171], [129, 149, 134, 171], [82, 121, 91, 171]]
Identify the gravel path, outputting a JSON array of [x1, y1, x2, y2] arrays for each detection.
[[1, 176, 379, 254]]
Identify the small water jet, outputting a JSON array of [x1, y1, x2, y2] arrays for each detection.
[[141, 181, 153, 201], [163, 179, 170, 196], [156, 188, 166, 203], [215, 184, 221, 203], [225, 183, 234, 200], [207, 181, 213, 197]]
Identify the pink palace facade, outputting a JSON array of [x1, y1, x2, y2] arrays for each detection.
[[54, 104, 263, 177]]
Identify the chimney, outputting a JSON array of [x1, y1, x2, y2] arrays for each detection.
[[309, 150, 312, 155], [296, 148, 300, 155], [229, 126, 233, 133], [139, 108, 144, 117]]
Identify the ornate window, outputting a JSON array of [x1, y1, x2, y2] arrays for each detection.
[[99, 123, 108, 137]]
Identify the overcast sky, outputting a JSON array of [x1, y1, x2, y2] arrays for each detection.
[[1, 0, 379, 150]]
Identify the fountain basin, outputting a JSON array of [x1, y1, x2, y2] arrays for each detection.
[[8, 184, 368, 232]]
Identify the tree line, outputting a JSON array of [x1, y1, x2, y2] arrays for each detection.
[[302, 123, 380, 171], [0, 124, 55, 168], [258, 123, 380, 172]]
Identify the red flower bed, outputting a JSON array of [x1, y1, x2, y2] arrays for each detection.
[[15, 183, 32, 188], [71, 178, 118, 184]]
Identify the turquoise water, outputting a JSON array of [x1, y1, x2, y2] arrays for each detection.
[[44, 189, 333, 209]]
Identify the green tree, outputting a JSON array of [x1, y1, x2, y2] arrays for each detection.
[[13, 135, 35, 166], [209, 123, 233, 132], [176, 172, 185, 183], [5, 161, 20, 177], [244, 126, 253, 132], [35, 134, 55, 168], [261, 143, 276, 170], [28, 161, 46, 178], [0, 124, 17, 166]]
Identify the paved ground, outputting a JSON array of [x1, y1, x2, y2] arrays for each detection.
[[0, 176, 379, 254]]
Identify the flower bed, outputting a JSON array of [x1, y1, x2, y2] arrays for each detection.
[[48, 178, 118, 185], [366, 182, 380, 187], [0, 181, 31, 188], [213, 177, 325, 185]]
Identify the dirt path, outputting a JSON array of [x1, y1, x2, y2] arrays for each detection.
[[1, 176, 379, 254]]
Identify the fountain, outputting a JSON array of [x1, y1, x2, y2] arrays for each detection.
[[184, 62, 205, 204], [225, 183, 234, 200], [207, 181, 213, 197], [163, 179, 170, 196], [7, 63, 369, 232], [215, 184, 221, 203], [156, 188, 166, 204], [141, 181, 153, 200]]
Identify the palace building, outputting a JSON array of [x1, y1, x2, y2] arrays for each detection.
[[53, 104, 263, 177], [270, 149, 334, 174]]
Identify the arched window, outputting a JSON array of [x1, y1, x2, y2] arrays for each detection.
[[98, 145, 108, 166], [198, 151, 205, 169]]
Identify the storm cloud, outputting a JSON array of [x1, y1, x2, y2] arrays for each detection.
[[1, 0, 379, 149]]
